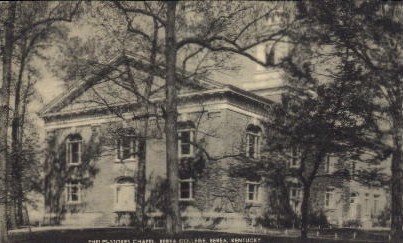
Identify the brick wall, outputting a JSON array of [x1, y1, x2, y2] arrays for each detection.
[[44, 105, 268, 227]]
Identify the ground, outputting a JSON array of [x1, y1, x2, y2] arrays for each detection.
[[8, 228, 392, 243]]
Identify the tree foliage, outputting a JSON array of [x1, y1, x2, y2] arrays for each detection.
[[292, 0, 402, 240]]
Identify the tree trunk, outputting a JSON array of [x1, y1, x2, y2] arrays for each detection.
[[390, 120, 403, 242], [0, 1, 16, 241], [11, 42, 28, 227], [136, 129, 148, 230], [164, 1, 181, 234], [135, 17, 159, 231], [300, 183, 311, 240]]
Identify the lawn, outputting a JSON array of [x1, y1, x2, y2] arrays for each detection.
[[9, 228, 390, 243]]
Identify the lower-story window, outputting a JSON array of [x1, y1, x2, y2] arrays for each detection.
[[153, 217, 165, 229], [289, 187, 301, 212], [325, 190, 334, 209], [115, 182, 136, 211], [179, 178, 194, 201], [246, 181, 260, 203], [373, 194, 380, 215], [65, 182, 81, 204]]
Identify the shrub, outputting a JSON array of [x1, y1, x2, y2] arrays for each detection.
[[343, 219, 362, 228], [309, 211, 329, 228], [256, 212, 297, 228], [374, 206, 390, 227]]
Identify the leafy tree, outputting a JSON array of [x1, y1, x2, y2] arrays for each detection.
[[54, 1, 294, 234], [293, 1, 402, 240], [0, 3, 17, 241], [0, 1, 82, 240], [232, 41, 387, 239]]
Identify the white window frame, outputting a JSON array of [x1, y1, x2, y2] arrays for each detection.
[[116, 137, 137, 162], [325, 190, 334, 209], [364, 193, 370, 216], [289, 187, 301, 213], [289, 187, 301, 201], [246, 131, 261, 159], [373, 194, 380, 215], [179, 178, 194, 201], [324, 155, 336, 174], [351, 161, 356, 176], [66, 139, 82, 166], [178, 129, 195, 158], [289, 147, 301, 169], [65, 182, 82, 204], [349, 193, 359, 218], [152, 217, 165, 229], [246, 181, 260, 203]]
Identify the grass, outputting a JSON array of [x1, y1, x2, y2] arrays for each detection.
[[9, 228, 391, 243]]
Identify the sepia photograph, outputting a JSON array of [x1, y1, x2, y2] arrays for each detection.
[[0, 1, 402, 242]]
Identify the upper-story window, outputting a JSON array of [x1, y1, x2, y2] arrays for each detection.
[[324, 155, 336, 174], [178, 121, 195, 158], [350, 161, 356, 176], [116, 136, 137, 161], [246, 181, 260, 203], [65, 181, 81, 204], [66, 134, 82, 166], [289, 146, 301, 168], [179, 178, 194, 201], [290, 187, 301, 201], [246, 125, 262, 159]]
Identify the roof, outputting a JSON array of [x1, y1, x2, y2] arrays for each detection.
[[40, 54, 273, 119]]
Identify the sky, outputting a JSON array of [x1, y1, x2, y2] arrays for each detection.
[[35, 59, 257, 105], [34, 52, 259, 107], [32, 15, 262, 108]]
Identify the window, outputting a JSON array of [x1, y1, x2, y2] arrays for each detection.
[[65, 182, 81, 204], [246, 181, 260, 203], [325, 188, 334, 208], [246, 125, 261, 159], [179, 178, 194, 201], [373, 194, 380, 215], [289, 187, 301, 212], [114, 178, 136, 211], [66, 135, 82, 165], [351, 161, 356, 176], [350, 192, 358, 218], [116, 137, 137, 161], [364, 197, 370, 216], [350, 192, 358, 204], [289, 146, 301, 168], [178, 129, 194, 157], [324, 155, 336, 174], [290, 188, 301, 200], [153, 217, 165, 229]]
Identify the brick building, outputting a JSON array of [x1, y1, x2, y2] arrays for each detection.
[[40, 51, 388, 230], [244, 43, 389, 228], [40, 55, 274, 230]]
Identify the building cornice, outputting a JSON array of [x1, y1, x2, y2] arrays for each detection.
[[41, 86, 272, 121], [43, 100, 268, 131]]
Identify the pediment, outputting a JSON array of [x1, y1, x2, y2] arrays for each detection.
[[41, 55, 224, 116]]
